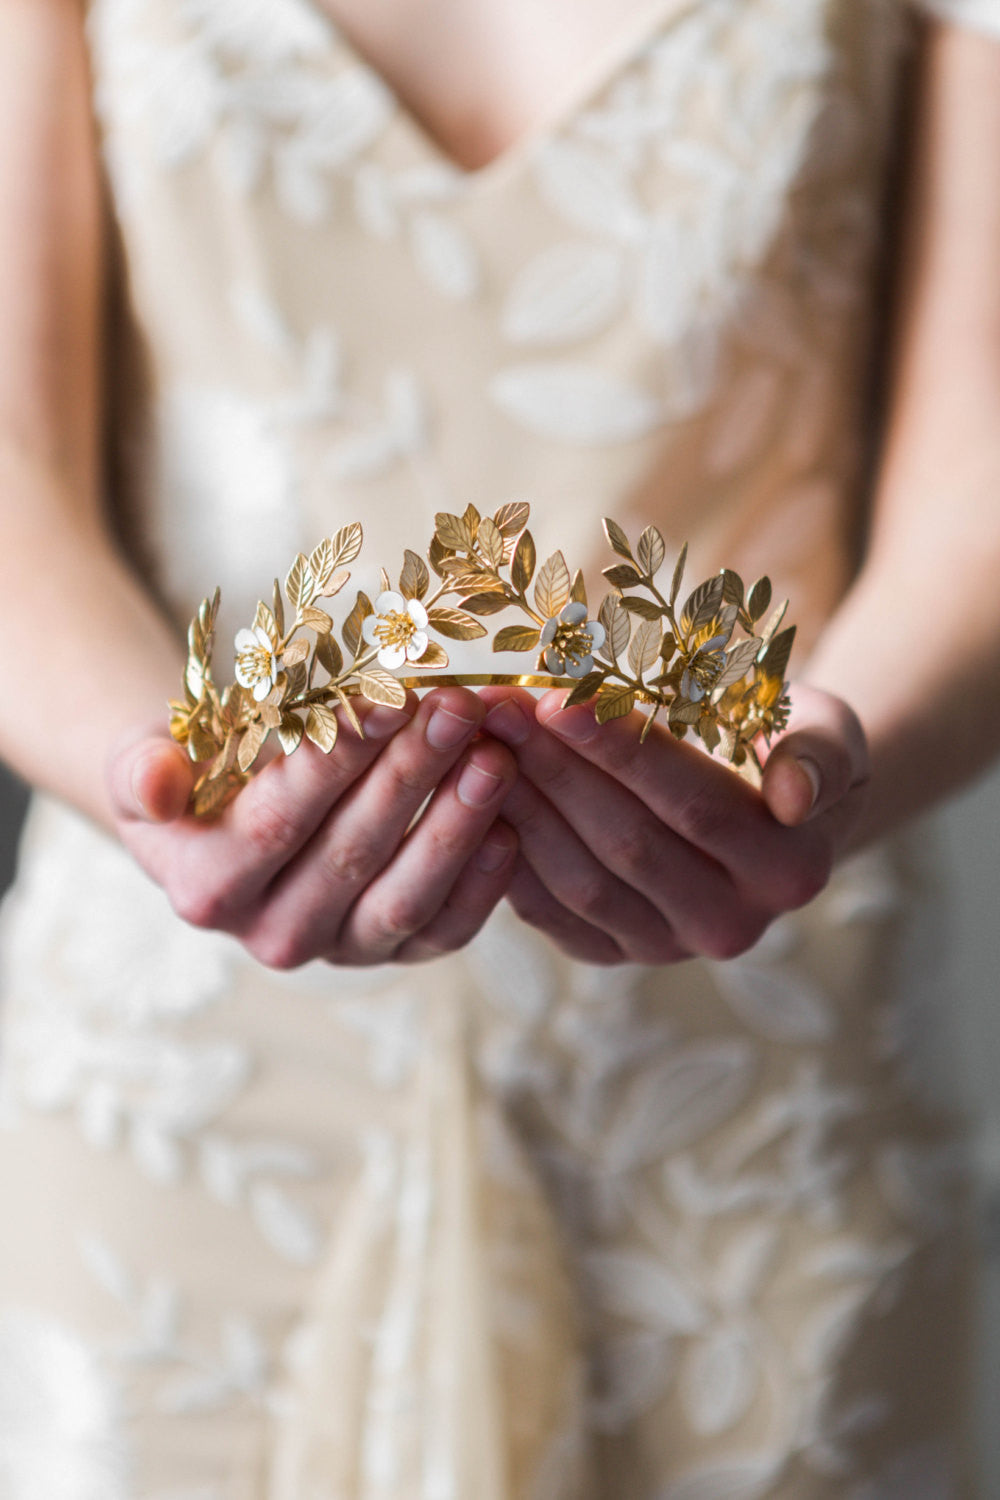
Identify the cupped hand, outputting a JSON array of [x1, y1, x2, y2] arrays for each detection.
[[106, 687, 518, 967], [480, 682, 870, 965]]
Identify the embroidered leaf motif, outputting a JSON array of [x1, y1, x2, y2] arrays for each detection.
[[604, 1042, 755, 1168], [410, 209, 480, 300], [583, 1248, 706, 1334], [534, 140, 646, 241], [681, 1327, 756, 1435], [502, 242, 624, 345], [491, 363, 662, 444]]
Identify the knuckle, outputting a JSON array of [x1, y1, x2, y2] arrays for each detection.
[[170, 879, 228, 932], [701, 913, 764, 962], [603, 822, 657, 879], [674, 784, 731, 847], [775, 848, 831, 910], [321, 841, 372, 889], [384, 754, 433, 802], [370, 893, 431, 946], [567, 871, 610, 923], [247, 924, 310, 972], [244, 789, 301, 860]]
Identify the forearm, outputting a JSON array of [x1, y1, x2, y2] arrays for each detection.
[[0, 441, 185, 830]]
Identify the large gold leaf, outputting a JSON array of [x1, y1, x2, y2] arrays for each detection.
[[238, 719, 267, 772], [669, 541, 688, 607], [637, 525, 665, 578], [460, 591, 510, 616], [301, 605, 333, 635], [435, 510, 474, 551], [602, 517, 633, 560], [511, 530, 536, 594], [628, 620, 660, 677], [278, 714, 304, 755], [561, 669, 604, 707], [493, 624, 540, 652], [680, 575, 725, 635], [305, 703, 339, 753], [358, 669, 408, 708], [595, 683, 636, 723], [476, 516, 505, 570], [342, 590, 373, 658], [316, 632, 344, 677], [427, 607, 487, 640], [286, 553, 316, 611], [399, 548, 429, 601], [283, 638, 310, 667], [747, 576, 772, 622], [598, 592, 630, 662], [330, 522, 363, 570], [534, 550, 571, 619], [493, 500, 530, 538], [415, 640, 449, 669]]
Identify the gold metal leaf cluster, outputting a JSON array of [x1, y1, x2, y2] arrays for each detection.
[[170, 504, 795, 816]]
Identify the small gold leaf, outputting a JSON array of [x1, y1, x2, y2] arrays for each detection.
[[342, 590, 373, 658], [747, 576, 772, 622], [278, 715, 304, 755], [758, 598, 789, 649], [283, 638, 310, 667], [569, 568, 587, 606], [358, 669, 408, 708], [399, 548, 430, 601], [330, 522, 363, 570], [190, 721, 221, 762], [254, 600, 278, 639], [336, 689, 364, 737], [493, 624, 541, 652], [272, 578, 285, 637], [534, 550, 571, 619], [462, 502, 481, 542], [324, 568, 351, 599], [561, 669, 604, 707], [713, 637, 760, 691], [595, 683, 636, 723], [185, 655, 207, 700], [316, 632, 344, 677], [603, 517, 633, 560], [414, 640, 449, 669], [598, 592, 631, 662], [669, 698, 703, 725], [757, 624, 796, 684], [637, 525, 665, 577], [620, 594, 662, 621], [193, 772, 243, 819], [428, 533, 453, 576], [305, 703, 339, 753], [301, 605, 333, 634], [435, 510, 473, 551], [460, 591, 510, 616], [603, 562, 644, 591], [427, 607, 488, 640], [308, 537, 335, 589], [447, 569, 505, 594], [670, 541, 688, 607], [238, 719, 267, 772], [285, 660, 308, 698], [680, 575, 725, 635], [628, 620, 660, 677], [286, 553, 315, 610], [721, 569, 745, 608], [493, 500, 530, 538], [379, 566, 391, 595], [511, 530, 536, 595], [476, 516, 505, 570]]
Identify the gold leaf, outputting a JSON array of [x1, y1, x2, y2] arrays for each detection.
[[254, 600, 278, 639], [286, 553, 315, 611], [428, 533, 454, 576], [637, 525, 665, 578], [426, 607, 487, 640], [285, 661, 308, 698], [414, 640, 449, 669], [659, 630, 677, 660], [534, 550, 571, 619], [670, 541, 688, 607], [336, 689, 364, 738], [759, 598, 789, 649], [305, 702, 339, 753], [399, 548, 429, 601], [358, 669, 408, 708], [569, 568, 587, 606], [747, 576, 772, 622], [190, 721, 221, 762], [713, 637, 760, 691], [260, 700, 282, 729], [628, 620, 660, 677], [301, 605, 333, 634], [272, 578, 285, 637], [561, 669, 604, 707], [192, 772, 242, 819], [603, 562, 644, 591], [342, 590, 373, 658], [493, 624, 541, 652], [493, 500, 530, 538], [477, 516, 505, 570], [669, 698, 703, 725], [283, 638, 310, 666], [620, 594, 662, 621], [462, 502, 481, 542], [316, 632, 344, 677], [598, 592, 630, 662], [330, 522, 363, 570], [460, 591, 510, 616], [721, 569, 745, 608], [435, 510, 474, 551], [185, 654, 207, 700], [379, 566, 391, 595], [238, 719, 267, 772], [602, 517, 633, 560], [278, 714, 304, 755], [639, 705, 661, 743], [447, 569, 505, 594], [324, 568, 351, 599], [595, 683, 636, 723], [511, 531, 536, 595], [757, 624, 796, 684], [308, 537, 335, 589], [680, 575, 725, 635]]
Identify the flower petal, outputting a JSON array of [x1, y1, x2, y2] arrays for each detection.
[[378, 643, 406, 670], [543, 646, 562, 674], [565, 654, 593, 678], [406, 599, 429, 629], [406, 631, 429, 660], [586, 621, 606, 650], [374, 591, 405, 616], [540, 618, 558, 646], [235, 629, 258, 652], [255, 624, 276, 650], [235, 662, 254, 689], [560, 601, 588, 626], [253, 678, 272, 702], [361, 616, 381, 645]]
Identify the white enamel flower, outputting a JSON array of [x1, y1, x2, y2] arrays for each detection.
[[361, 591, 429, 669], [680, 632, 728, 702], [235, 623, 282, 701], [540, 601, 606, 678]]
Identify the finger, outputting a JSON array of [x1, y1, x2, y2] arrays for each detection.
[[505, 857, 629, 966], [485, 691, 750, 950], [500, 771, 687, 962], [760, 684, 870, 827], [244, 690, 495, 965], [336, 739, 518, 963], [108, 732, 197, 824], [393, 821, 519, 963]]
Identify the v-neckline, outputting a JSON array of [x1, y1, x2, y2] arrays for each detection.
[[317, 0, 699, 183]]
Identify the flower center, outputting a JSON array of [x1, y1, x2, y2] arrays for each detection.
[[239, 646, 275, 684], [375, 610, 417, 648], [552, 623, 591, 658]]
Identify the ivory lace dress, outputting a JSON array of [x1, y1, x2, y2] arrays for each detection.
[[0, 1, 995, 1497]]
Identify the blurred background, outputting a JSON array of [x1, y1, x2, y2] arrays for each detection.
[[0, 756, 998, 1486]]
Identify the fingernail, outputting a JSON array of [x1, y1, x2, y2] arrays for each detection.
[[363, 705, 413, 739], [543, 706, 597, 744], [796, 756, 822, 812], [484, 699, 530, 746], [426, 706, 478, 751], [456, 762, 505, 808], [476, 830, 513, 871]]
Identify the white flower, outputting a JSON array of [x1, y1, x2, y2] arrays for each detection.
[[680, 632, 728, 702], [235, 623, 282, 701], [361, 591, 429, 669], [540, 601, 606, 678]]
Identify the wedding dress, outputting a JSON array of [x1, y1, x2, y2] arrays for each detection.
[[0, 1, 993, 1496]]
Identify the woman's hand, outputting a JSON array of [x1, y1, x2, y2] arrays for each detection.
[[106, 687, 518, 968], [480, 683, 870, 965]]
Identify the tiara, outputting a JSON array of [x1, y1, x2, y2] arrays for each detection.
[[169, 502, 795, 817]]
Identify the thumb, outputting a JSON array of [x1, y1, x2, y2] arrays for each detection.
[[760, 684, 870, 828], [107, 732, 197, 824]]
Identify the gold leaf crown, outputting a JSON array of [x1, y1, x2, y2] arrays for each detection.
[[170, 502, 795, 817]]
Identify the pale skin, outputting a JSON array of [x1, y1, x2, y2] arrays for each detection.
[[1, 0, 999, 969]]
